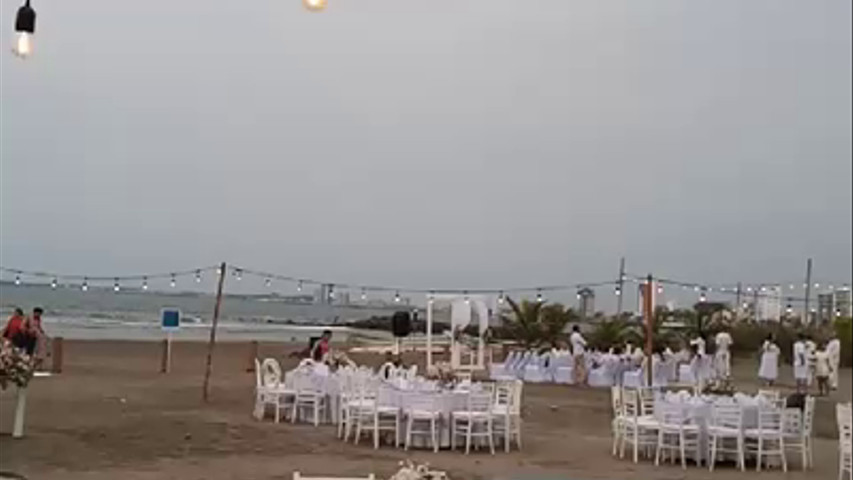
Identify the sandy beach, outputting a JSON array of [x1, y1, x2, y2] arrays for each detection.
[[0, 340, 850, 480]]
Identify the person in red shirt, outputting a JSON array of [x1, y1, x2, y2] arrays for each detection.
[[311, 329, 333, 362], [2, 308, 29, 350]]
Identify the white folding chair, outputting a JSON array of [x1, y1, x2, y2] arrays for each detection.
[[619, 388, 660, 463], [708, 403, 745, 471], [370, 386, 401, 449], [451, 384, 495, 455], [757, 389, 781, 403], [403, 392, 442, 452], [837, 403, 852, 480], [293, 473, 375, 480], [610, 386, 624, 456], [784, 396, 815, 470], [254, 358, 296, 423], [291, 373, 326, 427], [745, 401, 788, 472], [654, 402, 701, 469], [492, 379, 522, 452]]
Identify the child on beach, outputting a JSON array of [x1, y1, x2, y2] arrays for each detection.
[[758, 334, 780, 386]]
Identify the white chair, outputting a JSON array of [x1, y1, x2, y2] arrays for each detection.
[[291, 373, 326, 427], [293, 473, 375, 480], [619, 388, 660, 463], [784, 396, 815, 470], [451, 385, 496, 455], [403, 392, 442, 452], [492, 380, 523, 452], [377, 362, 396, 380], [254, 358, 296, 423], [745, 402, 788, 472], [553, 354, 575, 385], [708, 403, 745, 471], [610, 386, 624, 456], [654, 402, 702, 469], [523, 354, 547, 383], [678, 364, 695, 385], [344, 382, 377, 443], [757, 389, 781, 403], [837, 403, 852, 480], [370, 386, 401, 449]]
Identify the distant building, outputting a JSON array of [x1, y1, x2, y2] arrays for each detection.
[[757, 287, 782, 322], [836, 288, 852, 318], [577, 288, 595, 318], [817, 288, 852, 321], [818, 293, 835, 323]]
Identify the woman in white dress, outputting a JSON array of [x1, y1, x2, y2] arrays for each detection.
[[758, 334, 780, 386], [793, 334, 810, 393]]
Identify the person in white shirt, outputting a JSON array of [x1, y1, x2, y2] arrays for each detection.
[[714, 331, 733, 379], [826, 335, 841, 390], [805, 339, 818, 386], [814, 344, 834, 397], [569, 325, 588, 385], [793, 335, 809, 393], [758, 334, 780, 386]]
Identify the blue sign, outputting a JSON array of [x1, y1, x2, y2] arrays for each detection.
[[161, 309, 181, 331]]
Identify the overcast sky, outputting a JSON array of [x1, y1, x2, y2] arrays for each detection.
[[1, 0, 851, 297]]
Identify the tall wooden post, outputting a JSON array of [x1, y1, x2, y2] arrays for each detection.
[[51, 337, 63, 374], [203, 262, 227, 402], [803, 258, 813, 323], [247, 340, 259, 372], [616, 257, 626, 315], [644, 274, 654, 387]]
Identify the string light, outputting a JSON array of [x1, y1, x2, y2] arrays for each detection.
[[836, 309, 842, 317], [699, 290, 707, 303], [656, 284, 664, 295], [615, 286, 622, 296], [12, 0, 36, 59], [394, 291, 401, 303], [428, 291, 435, 305], [497, 291, 505, 304], [81, 278, 89, 292], [328, 284, 335, 300], [216, 266, 223, 276], [360, 289, 367, 301], [742, 302, 749, 310], [265, 278, 272, 288], [464, 291, 470, 305], [814, 283, 820, 289], [50, 278, 57, 289], [536, 290, 543, 303], [303, 0, 327, 12], [789, 284, 795, 290], [142, 277, 149, 291], [14, 274, 21, 286], [235, 269, 242, 281], [297, 281, 303, 292], [113, 278, 120, 292], [785, 304, 793, 315], [170, 275, 177, 288], [746, 286, 753, 293], [195, 270, 202, 283]]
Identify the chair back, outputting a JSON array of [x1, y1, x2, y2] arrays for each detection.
[[621, 388, 640, 418], [405, 392, 442, 414], [255, 358, 263, 388], [378, 362, 395, 379], [637, 387, 656, 416], [610, 386, 623, 419], [657, 402, 690, 427], [758, 389, 781, 402], [757, 404, 785, 433], [837, 403, 853, 447], [466, 389, 493, 414], [801, 395, 816, 437], [261, 358, 282, 387], [710, 403, 743, 431], [494, 381, 513, 409]]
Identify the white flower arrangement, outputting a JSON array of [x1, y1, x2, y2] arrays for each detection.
[[388, 461, 449, 480], [0, 340, 35, 390]]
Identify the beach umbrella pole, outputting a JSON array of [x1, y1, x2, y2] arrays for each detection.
[[203, 262, 227, 402]]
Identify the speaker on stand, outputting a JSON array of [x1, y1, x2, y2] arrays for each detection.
[[391, 311, 411, 356]]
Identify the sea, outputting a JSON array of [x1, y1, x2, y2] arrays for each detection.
[[0, 284, 400, 343]]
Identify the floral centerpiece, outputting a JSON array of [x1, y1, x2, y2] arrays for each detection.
[[325, 350, 356, 369], [388, 461, 449, 480], [425, 361, 457, 387], [702, 376, 736, 396], [0, 340, 35, 390]]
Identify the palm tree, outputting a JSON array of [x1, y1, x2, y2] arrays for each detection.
[[501, 297, 545, 348]]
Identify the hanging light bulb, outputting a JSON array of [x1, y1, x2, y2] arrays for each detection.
[[12, 0, 36, 59], [464, 291, 470, 305], [216, 266, 223, 276], [814, 283, 820, 289], [394, 291, 401, 303], [14, 274, 21, 286], [657, 284, 664, 295], [235, 269, 242, 281], [265, 278, 272, 288], [785, 304, 793, 315], [497, 291, 505, 304], [428, 291, 435, 305], [742, 302, 749, 310], [699, 290, 707, 303], [760, 286, 767, 293], [195, 270, 202, 283], [303, 0, 327, 12], [536, 290, 543, 303], [789, 284, 795, 290], [113, 278, 120, 292], [81, 278, 89, 292], [746, 286, 753, 293], [836, 309, 842, 317], [142, 277, 149, 291], [360, 289, 367, 301], [50, 278, 57, 289], [170, 275, 177, 288], [615, 286, 622, 296], [297, 281, 303, 292]]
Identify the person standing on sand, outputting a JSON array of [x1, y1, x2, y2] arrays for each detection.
[[793, 334, 809, 393], [569, 325, 587, 385], [826, 334, 841, 390], [29, 307, 49, 365], [713, 330, 733, 379], [813, 344, 833, 397], [2, 308, 30, 352], [311, 329, 333, 362], [758, 334, 780, 386]]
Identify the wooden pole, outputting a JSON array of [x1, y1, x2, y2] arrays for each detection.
[[644, 274, 654, 387], [51, 337, 63, 374], [803, 258, 813, 323], [203, 262, 227, 402], [160, 338, 169, 373], [616, 257, 626, 315], [247, 340, 259, 372]]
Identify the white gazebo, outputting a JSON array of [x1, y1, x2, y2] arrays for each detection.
[[425, 294, 493, 372]]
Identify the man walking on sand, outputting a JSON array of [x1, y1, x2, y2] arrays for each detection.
[[570, 325, 588, 385], [827, 334, 841, 390]]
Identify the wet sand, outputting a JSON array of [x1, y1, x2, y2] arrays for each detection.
[[0, 340, 849, 480]]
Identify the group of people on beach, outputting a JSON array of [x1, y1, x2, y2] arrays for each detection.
[[2, 307, 49, 362], [562, 326, 842, 395]]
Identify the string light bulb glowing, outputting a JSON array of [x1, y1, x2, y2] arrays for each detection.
[[699, 291, 707, 303], [615, 286, 622, 296], [497, 292, 505, 304], [50, 278, 57, 289], [81, 278, 89, 292], [235, 269, 242, 281], [113, 278, 120, 292], [394, 291, 401, 303], [297, 281, 303, 292], [195, 270, 202, 283], [14, 275, 21, 286], [303, 0, 327, 12], [536, 290, 543, 303], [360, 289, 367, 301], [464, 291, 470, 305], [265, 278, 272, 288], [170, 275, 176, 288], [12, 0, 36, 59], [142, 278, 149, 291]]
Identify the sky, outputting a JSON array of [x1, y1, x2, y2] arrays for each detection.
[[0, 0, 851, 300]]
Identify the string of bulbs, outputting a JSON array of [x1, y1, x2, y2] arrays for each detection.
[[10, 0, 328, 60]]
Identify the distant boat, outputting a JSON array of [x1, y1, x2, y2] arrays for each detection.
[[185, 316, 204, 324]]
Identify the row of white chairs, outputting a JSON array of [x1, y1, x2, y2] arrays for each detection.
[[611, 386, 816, 472], [338, 377, 523, 454]]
